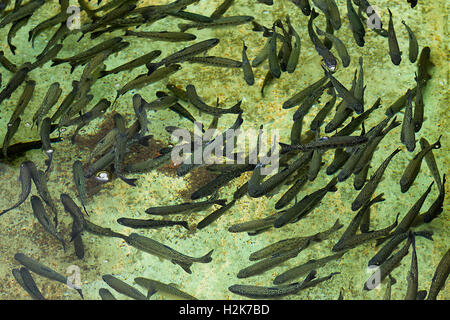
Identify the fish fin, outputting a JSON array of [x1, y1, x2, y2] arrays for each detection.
[[229, 100, 243, 113], [180, 221, 190, 231], [146, 63, 158, 75], [136, 135, 153, 147], [172, 260, 192, 274], [198, 249, 214, 263]]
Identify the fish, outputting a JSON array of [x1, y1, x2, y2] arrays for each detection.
[[116, 64, 181, 100], [346, 0, 365, 47], [354, 57, 365, 106], [308, 9, 337, 71], [413, 74, 424, 132], [72, 161, 89, 216], [283, 76, 327, 109], [335, 98, 381, 138], [125, 233, 213, 274], [146, 38, 220, 72], [7, 13, 31, 55], [417, 46, 433, 86], [50, 80, 79, 123], [84, 219, 127, 239], [275, 172, 308, 210], [28, 9, 69, 47], [237, 249, 303, 279], [0, 62, 32, 106], [404, 234, 419, 300], [402, 20, 418, 63], [31, 195, 66, 250], [333, 194, 385, 251], [145, 193, 226, 216], [8, 79, 35, 126], [325, 0, 341, 30], [134, 278, 197, 300], [33, 82, 62, 129], [399, 135, 441, 193], [251, 38, 270, 67], [185, 84, 242, 116], [99, 288, 116, 300], [323, 67, 364, 114], [310, 89, 336, 133], [0, 161, 32, 216], [168, 10, 213, 23], [351, 148, 400, 211], [315, 25, 349, 67], [268, 24, 281, 78], [292, 82, 331, 121], [60, 193, 86, 241], [117, 217, 189, 230], [364, 235, 412, 291], [368, 231, 433, 267], [12, 267, 46, 300], [69, 99, 111, 143], [387, 9, 402, 65], [250, 219, 343, 261], [72, 222, 84, 260], [186, 56, 242, 68], [280, 135, 368, 153], [14, 252, 83, 298], [427, 248, 450, 300], [326, 148, 350, 175], [290, 0, 311, 16], [273, 176, 338, 228], [197, 199, 237, 230], [228, 212, 281, 236], [273, 251, 346, 285], [124, 30, 196, 42], [102, 275, 147, 300], [307, 130, 324, 181], [166, 83, 189, 102], [242, 41, 254, 85], [420, 174, 446, 224], [384, 86, 417, 118], [0, 0, 45, 29], [178, 15, 254, 32], [2, 116, 21, 159], [99, 50, 161, 78], [400, 89, 416, 152]]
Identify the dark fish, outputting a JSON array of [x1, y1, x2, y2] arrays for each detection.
[[308, 9, 337, 71], [0, 62, 32, 106], [369, 230, 433, 267], [168, 10, 213, 23], [69, 99, 111, 143], [0, 0, 44, 28], [102, 275, 147, 300], [315, 25, 349, 67], [12, 267, 45, 300], [420, 174, 445, 224], [72, 221, 84, 260], [99, 50, 161, 78], [427, 248, 450, 300], [400, 89, 416, 152], [351, 148, 400, 211], [290, 0, 311, 16], [273, 176, 338, 228], [178, 15, 254, 32], [134, 277, 197, 300], [273, 251, 345, 285], [124, 30, 196, 42], [399, 136, 441, 193], [307, 130, 324, 181], [228, 212, 281, 236], [402, 20, 418, 63], [405, 234, 419, 300], [117, 217, 189, 230], [210, 0, 235, 19], [186, 84, 242, 115], [99, 288, 116, 300], [84, 219, 127, 239], [60, 193, 86, 241], [145, 193, 226, 216], [275, 172, 308, 210], [310, 88, 336, 132], [325, 0, 341, 30], [250, 219, 343, 261], [8, 79, 35, 126], [323, 67, 363, 114], [186, 56, 242, 68], [14, 252, 83, 298], [364, 235, 412, 291], [116, 64, 181, 100], [292, 82, 330, 121], [417, 46, 433, 86], [384, 86, 417, 118], [0, 161, 32, 216], [242, 41, 254, 85], [2, 116, 21, 159], [72, 160, 89, 216], [125, 233, 213, 273], [283, 76, 327, 109], [387, 9, 402, 65], [38, 118, 54, 173], [7, 13, 31, 55], [326, 148, 350, 175], [237, 249, 302, 279], [31, 195, 65, 250], [28, 9, 69, 47], [280, 135, 368, 153], [346, 0, 365, 47], [413, 74, 424, 132]]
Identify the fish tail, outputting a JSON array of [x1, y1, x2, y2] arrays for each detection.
[[325, 176, 338, 192], [279, 142, 294, 154], [229, 100, 243, 114], [180, 221, 190, 231], [214, 199, 227, 207], [98, 70, 109, 78], [146, 62, 159, 75], [178, 23, 189, 32], [198, 249, 214, 263], [173, 260, 192, 274]]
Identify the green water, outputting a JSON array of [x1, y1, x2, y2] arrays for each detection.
[[0, 0, 448, 300]]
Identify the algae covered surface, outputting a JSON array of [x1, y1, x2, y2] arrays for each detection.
[[0, 0, 448, 300]]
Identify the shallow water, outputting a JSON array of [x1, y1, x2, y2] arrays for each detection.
[[0, 0, 448, 300]]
